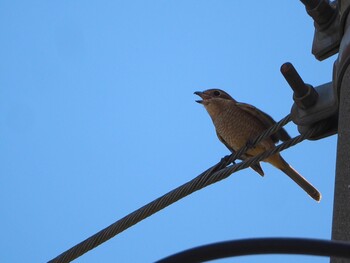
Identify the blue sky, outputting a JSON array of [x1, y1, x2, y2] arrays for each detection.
[[0, 1, 338, 262]]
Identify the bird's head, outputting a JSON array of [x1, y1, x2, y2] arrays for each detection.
[[194, 89, 236, 118], [194, 89, 234, 105]]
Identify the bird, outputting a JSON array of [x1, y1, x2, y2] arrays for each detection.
[[194, 88, 321, 202]]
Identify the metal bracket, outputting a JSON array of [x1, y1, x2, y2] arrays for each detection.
[[301, 0, 341, 61], [281, 62, 338, 140]]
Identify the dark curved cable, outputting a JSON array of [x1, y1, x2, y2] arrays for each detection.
[[156, 238, 350, 263], [49, 115, 323, 263]]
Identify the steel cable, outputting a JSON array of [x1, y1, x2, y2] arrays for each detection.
[[49, 114, 322, 263]]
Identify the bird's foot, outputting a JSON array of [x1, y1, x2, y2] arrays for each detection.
[[220, 155, 230, 164], [221, 155, 236, 166], [245, 139, 255, 149]]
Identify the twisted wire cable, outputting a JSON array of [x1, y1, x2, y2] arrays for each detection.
[[207, 126, 315, 185], [49, 114, 319, 263]]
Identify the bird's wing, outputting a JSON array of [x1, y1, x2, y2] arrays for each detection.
[[235, 102, 291, 143], [216, 130, 264, 176]]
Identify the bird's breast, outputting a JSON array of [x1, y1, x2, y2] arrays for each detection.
[[213, 108, 267, 150]]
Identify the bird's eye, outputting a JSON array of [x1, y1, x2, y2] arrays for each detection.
[[213, 90, 221, 96]]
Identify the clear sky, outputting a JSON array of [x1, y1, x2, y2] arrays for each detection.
[[0, 1, 338, 262]]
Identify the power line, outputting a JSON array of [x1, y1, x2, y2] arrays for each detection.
[[49, 114, 325, 263], [156, 238, 350, 263]]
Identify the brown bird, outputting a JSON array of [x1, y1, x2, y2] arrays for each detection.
[[195, 89, 321, 202]]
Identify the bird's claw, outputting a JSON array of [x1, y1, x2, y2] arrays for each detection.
[[221, 155, 236, 165], [246, 139, 255, 149]]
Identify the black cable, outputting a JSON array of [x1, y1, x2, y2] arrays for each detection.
[[48, 115, 295, 263], [49, 115, 326, 263], [156, 238, 350, 263]]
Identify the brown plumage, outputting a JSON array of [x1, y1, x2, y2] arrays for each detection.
[[195, 89, 321, 202]]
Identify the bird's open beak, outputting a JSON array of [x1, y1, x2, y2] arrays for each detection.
[[194, 91, 210, 104]]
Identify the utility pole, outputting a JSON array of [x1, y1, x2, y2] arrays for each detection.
[[331, 2, 350, 262], [331, 60, 350, 263], [295, 1, 350, 261]]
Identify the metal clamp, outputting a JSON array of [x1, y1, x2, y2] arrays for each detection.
[[281, 62, 338, 140]]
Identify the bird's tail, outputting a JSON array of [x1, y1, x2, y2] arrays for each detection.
[[267, 154, 321, 202]]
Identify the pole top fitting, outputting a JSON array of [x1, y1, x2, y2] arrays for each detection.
[[280, 62, 319, 109], [300, 0, 336, 29]]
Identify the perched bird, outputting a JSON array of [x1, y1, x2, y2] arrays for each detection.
[[195, 89, 321, 202]]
